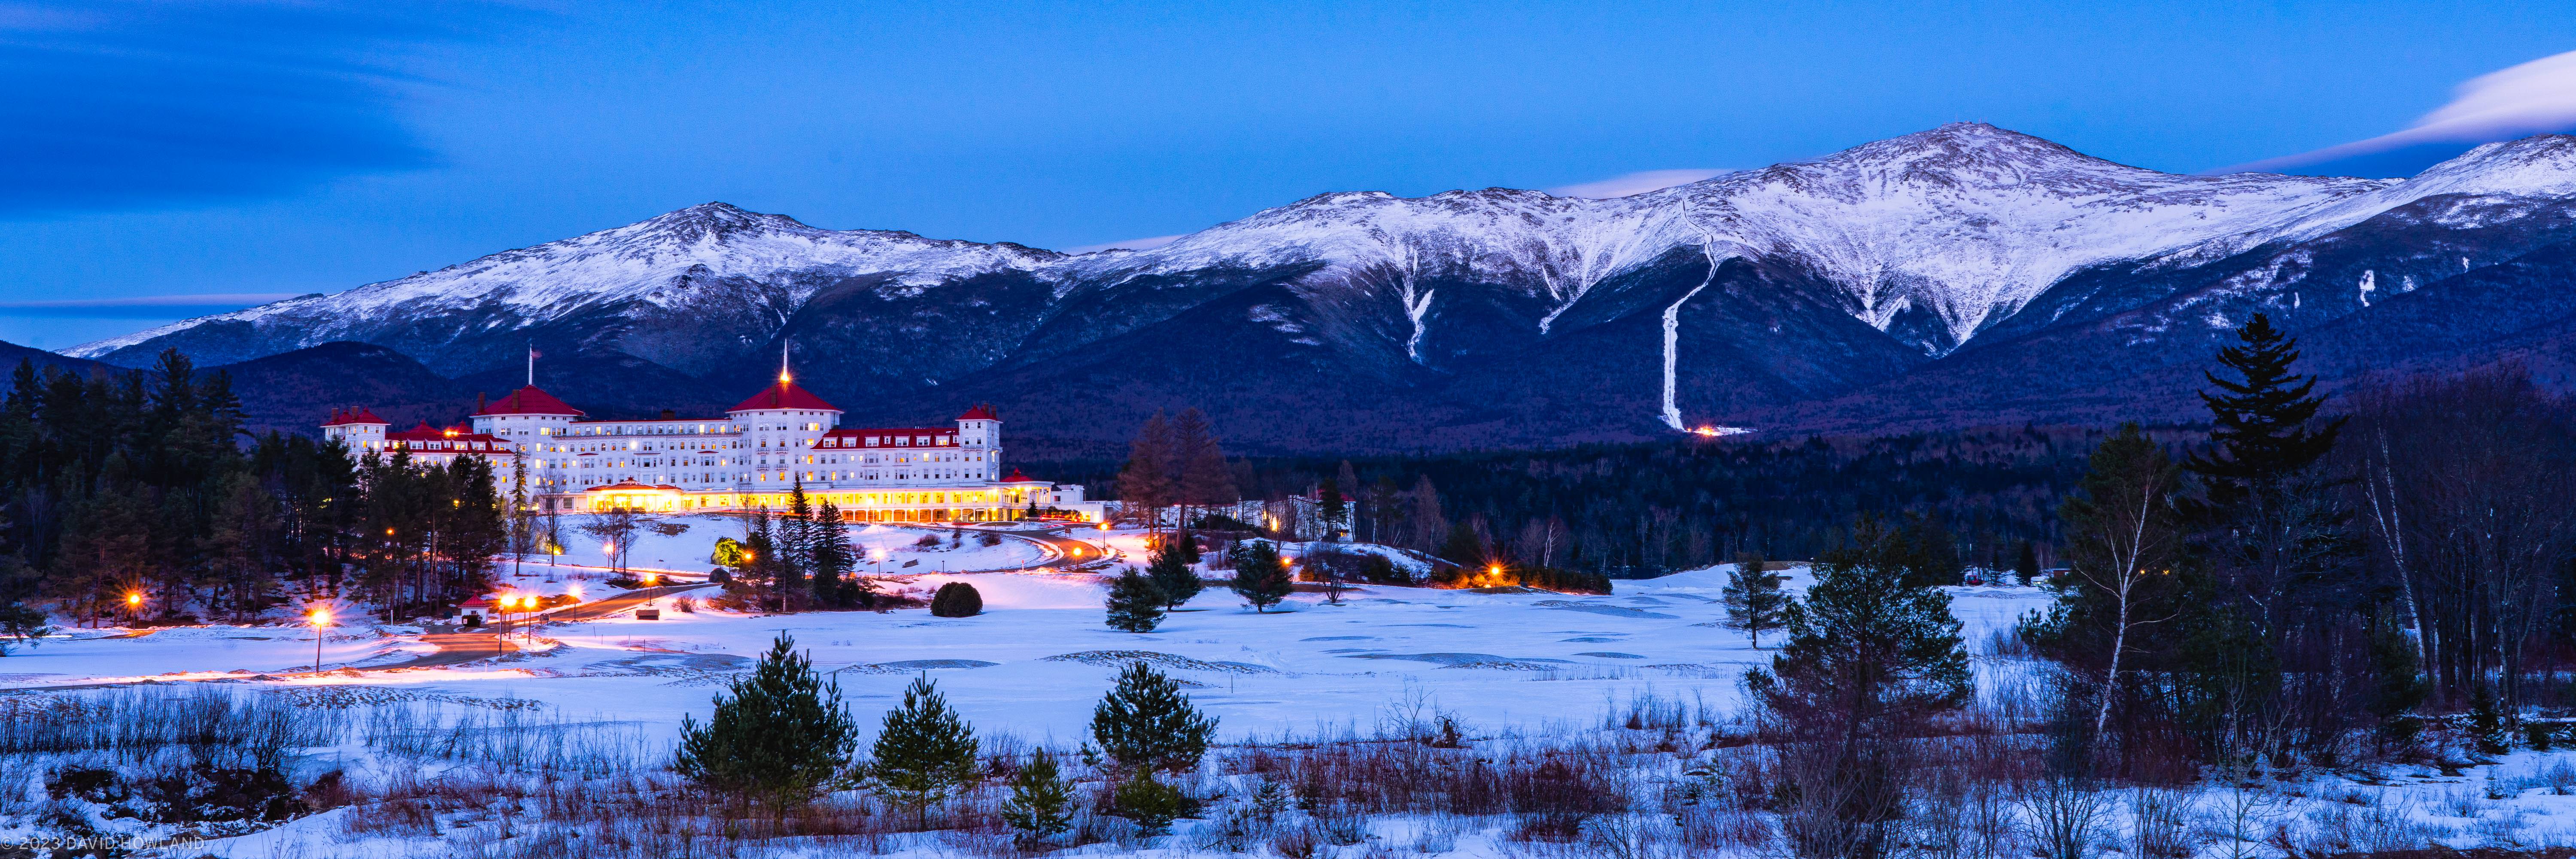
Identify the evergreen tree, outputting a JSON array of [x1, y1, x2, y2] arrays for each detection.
[[1145, 544, 1202, 609], [930, 581, 983, 617], [2014, 540, 2040, 586], [1226, 541, 1292, 612], [999, 750, 1073, 846], [811, 501, 854, 606], [2190, 314, 2342, 485], [782, 481, 817, 588], [1091, 661, 1218, 773], [1719, 551, 1789, 648], [2185, 314, 2355, 646], [676, 633, 858, 810], [1316, 476, 1347, 541], [1750, 520, 1971, 859], [869, 675, 980, 828], [1106, 568, 1166, 632], [1437, 521, 1485, 568]]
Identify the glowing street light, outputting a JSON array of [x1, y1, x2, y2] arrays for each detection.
[[308, 607, 332, 673]]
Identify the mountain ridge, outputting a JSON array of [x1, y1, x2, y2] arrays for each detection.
[[61, 124, 2576, 453]]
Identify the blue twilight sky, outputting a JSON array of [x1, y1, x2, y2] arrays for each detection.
[[5, 0, 2576, 350]]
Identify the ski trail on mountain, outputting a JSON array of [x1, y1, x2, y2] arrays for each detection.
[[1662, 221, 1723, 431]]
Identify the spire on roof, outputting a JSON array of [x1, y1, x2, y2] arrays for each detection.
[[779, 339, 792, 384]]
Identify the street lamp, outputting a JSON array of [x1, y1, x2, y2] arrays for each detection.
[[123, 591, 143, 626], [308, 607, 331, 673]]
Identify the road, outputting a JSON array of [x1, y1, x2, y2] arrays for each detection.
[[311, 582, 720, 672], [1007, 525, 1115, 570]]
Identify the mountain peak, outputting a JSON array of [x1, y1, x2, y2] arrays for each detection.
[[629, 202, 816, 243]]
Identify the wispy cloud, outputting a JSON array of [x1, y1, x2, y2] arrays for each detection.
[[1064, 234, 1185, 254], [0, 292, 307, 318], [0, 1, 526, 217], [1546, 169, 1729, 199], [2227, 49, 2576, 177]]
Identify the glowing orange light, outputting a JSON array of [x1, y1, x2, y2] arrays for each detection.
[[124, 591, 143, 607], [310, 608, 332, 626], [1692, 426, 1721, 437], [1488, 564, 1504, 576]]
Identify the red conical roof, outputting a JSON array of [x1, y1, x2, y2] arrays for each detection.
[[1002, 469, 1044, 483], [957, 403, 1000, 421], [729, 378, 841, 413], [475, 386, 583, 417], [322, 407, 388, 426]]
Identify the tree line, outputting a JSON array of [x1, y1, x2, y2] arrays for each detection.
[[0, 351, 512, 636], [2029, 315, 2576, 777]]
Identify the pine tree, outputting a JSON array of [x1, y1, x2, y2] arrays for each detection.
[[1106, 568, 1166, 632], [1317, 477, 1347, 541], [1719, 551, 1788, 648], [2184, 313, 2355, 676], [1751, 521, 1971, 859], [1227, 541, 1292, 612], [811, 501, 854, 607], [783, 480, 817, 589], [1437, 521, 1485, 569], [1091, 661, 1218, 773], [999, 750, 1073, 846], [676, 633, 858, 810], [2014, 540, 2040, 586], [2190, 314, 2342, 485], [869, 675, 980, 829], [1145, 544, 1202, 609]]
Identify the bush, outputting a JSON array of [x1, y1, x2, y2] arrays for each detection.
[[929, 582, 983, 618], [915, 533, 942, 548], [1109, 769, 1200, 836]]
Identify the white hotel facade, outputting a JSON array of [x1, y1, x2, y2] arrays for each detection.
[[321, 368, 1086, 522]]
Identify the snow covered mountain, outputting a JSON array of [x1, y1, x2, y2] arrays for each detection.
[[66, 125, 2576, 452]]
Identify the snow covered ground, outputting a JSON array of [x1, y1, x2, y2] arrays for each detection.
[[32, 537, 2576, 858], [0, 557, 2052, 745]]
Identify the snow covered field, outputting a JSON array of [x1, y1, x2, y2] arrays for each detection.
[[17, 560, 2041, 741], [17, 536, 2576, 858]]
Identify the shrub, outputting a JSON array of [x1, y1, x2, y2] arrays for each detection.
[[1000, 750, 1074, 846], [1109, 769, 1199, 836], [929, 582, 983, 618], [915, 533, 942, 548]]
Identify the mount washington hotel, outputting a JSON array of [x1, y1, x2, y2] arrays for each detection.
[[319, 362, 1086, 521]]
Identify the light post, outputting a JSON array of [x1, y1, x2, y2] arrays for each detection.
[[123, 591, 143, 627], [309, 607, 331, 673]]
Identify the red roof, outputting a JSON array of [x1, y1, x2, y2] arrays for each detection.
[[1002, 469, 1044, 483], [957, 403, 1000, 421], [386, 423, 511, 451], [728, 379, 841, 413], [817, 427, 957, 447], [322, 407, 387, 426], [475, 385, 583, 417]]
